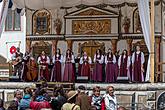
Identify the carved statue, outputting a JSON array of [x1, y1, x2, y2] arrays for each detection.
[[54, 18, 62, 35], [122, 16, 130, 33]]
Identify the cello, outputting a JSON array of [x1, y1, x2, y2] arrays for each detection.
[[26, 57, 38, 81]]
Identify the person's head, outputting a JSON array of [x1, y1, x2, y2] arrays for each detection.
[[25, 51, 29, 56], [106, 86, 114, 96], [96, 49, 101, 54], [24, 87, 32, 96], [136, 45, 140, 51], [108, 48, 112, 53], [67, 90, 78, 103], [54, 85, 65, 97], [66, 49, 71, 54], [16, 47, 20, 52], [14, 90, 22, 100], [56, 48, 61, 54], [78, 85, 86, 93], [122, 49, 128, 55], [118, 106, 126, 110], [93, 86, 100, 97], [41, 51, 45, 55], [83, 51, 87, 56]]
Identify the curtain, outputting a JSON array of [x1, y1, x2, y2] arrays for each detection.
[[137, 0, 151, 82], [12, 0, 138, 9], [0, 0, 9, 38]]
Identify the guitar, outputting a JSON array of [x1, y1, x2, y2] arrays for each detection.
[[11, 56, 22, 66]]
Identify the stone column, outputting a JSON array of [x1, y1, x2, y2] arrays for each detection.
[[111, 39, 118, 54], [26, 39, 31, 53], [52, 40, 58, 55], [155, 37, 161, 82], [127, 39, 133, 55], [67, 40, 73, 51]]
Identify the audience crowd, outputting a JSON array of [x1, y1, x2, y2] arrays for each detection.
[[1, 82, 127, 110]]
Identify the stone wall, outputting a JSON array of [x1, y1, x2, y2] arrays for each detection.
[[75, 83, 165, 110]]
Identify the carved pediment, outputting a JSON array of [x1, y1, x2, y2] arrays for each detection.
[[76, 9, 107, 16], [68, 7, 118, 16]]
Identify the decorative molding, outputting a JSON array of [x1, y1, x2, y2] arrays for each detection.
[[65, 34, 118, 40], [67, 7, 118, 16], [76, 9, 108, 16], [147, 91, 156, 101], [26, 35, 64, 41], [120, 33, 162, 39], [65, 7, 119, 19], [147, 101, 156, 109]]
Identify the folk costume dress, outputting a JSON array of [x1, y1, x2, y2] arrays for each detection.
[[51, 54, 63, 82], [93, 54, 104, 82], [105, 53, 116, 83], [63, 53, 75, 82], [79, 55, 92, 79], [118, 54, 131, 79], [37, 55, 50, 81], [132, 51, 145, 82]]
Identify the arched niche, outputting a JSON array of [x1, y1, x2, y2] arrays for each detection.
[[157, 92, 165, 109], [133, 8, 142, 33], [32, 9, 51, 35]]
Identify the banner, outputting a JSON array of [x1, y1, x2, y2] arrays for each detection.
[[6, 41, 21, 61]]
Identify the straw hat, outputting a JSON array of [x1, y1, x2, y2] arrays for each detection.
[[67, 90, 78, 101]]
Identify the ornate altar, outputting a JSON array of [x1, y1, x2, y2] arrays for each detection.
[[32, 41, 52, 60], [78, 40, 105, 60], [64, 7, 119, 40]]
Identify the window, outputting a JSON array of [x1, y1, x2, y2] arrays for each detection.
[[5, 9, 21, 31]]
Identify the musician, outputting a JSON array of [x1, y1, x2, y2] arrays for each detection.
[[21, 51, 31, 81], [79, 51, 92, 79], [11, 47, 23, 79], [37, 51, 50, 81], [63, 49, 75, 82], [132, 45, 145, 82], [105, 48, 116, 83], [118, 49, 131, 79], [22, 51, 38, 82], [51, 48, 63, 82], [93, 49, 104, 82]]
